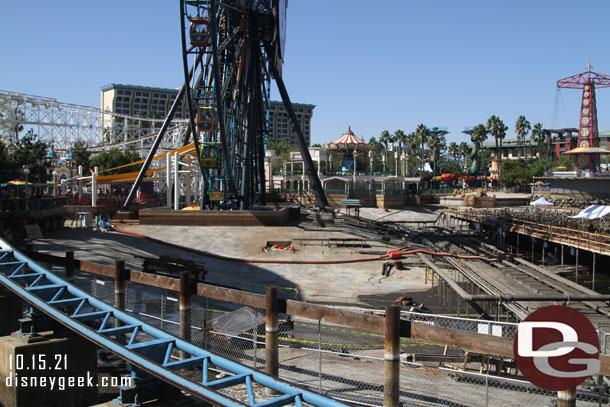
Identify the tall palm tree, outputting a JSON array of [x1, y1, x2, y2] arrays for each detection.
[[427, 133, 446, 176], [379, 130, 391, 173], [415, 124, 430, 174], [471, 124, 488, 147], [405, 132, 418, 176], [515, 116, 531, 158], [532, 123, 546, 164], [448, 142, 459, 163], [458, 141, 471, 170], [486, 115, 508, 165], [394, 129, 407, 176]]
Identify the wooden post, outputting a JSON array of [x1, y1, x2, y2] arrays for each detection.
[[384, 306, 400, 407], [180, 272, 192, 346], [561, 244, 564, 265], [557, 388, 576, 407], [65, 251, 74, 282], [575, 247, 578, 284], [114, 260, 126, 312], [114, 260, 126, 342], [265, 287, 279, 396], [591, 253, 597, 291]]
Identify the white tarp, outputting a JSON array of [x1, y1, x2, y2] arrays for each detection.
[[569, 205, 610, 220], [530, 197, 554, 206]]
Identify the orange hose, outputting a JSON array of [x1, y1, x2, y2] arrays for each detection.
[[110, 225, 498, 264]]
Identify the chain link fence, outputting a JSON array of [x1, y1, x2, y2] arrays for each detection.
[[61, 267, 608, 407]]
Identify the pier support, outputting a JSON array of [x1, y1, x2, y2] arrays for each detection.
[[265, 287, 279, 396], [179, 271, 192, 358], [557, 388, 576, 407], [384, 306, 400, 407]]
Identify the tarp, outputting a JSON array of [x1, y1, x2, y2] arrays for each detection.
[[530, 197, 554, 206], [568, 205, 610, 220]]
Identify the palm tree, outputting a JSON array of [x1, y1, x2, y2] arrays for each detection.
[[486, 115, 508, 165], [394, 129, 407, 176], [532, 123, 546, 164], [415, 124, 430, 174], [515, 116, 531, 158], [458, 141, 470, 170], [405, 132, 418, 176], [471, 124, 488, 147], [427, 132, 446, 176], [448, 142, 459, 162], [379, 130, 391, 173]]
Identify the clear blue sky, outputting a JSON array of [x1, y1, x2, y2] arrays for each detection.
[[2, 0, 610, 146]]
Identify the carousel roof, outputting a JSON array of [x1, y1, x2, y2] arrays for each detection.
[[323, 127, 373, 155]]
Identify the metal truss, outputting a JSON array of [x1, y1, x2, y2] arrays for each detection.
[[0, 90, 188, 152], [0, 242, 347, 407]]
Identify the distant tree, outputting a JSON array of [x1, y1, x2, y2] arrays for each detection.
[[71, 141, 91, 173], [427, 132, 446, 176], [405, 132, 419, 176], [267, 138, 299, 168], [515, 116, 531, 158], [393, 129, 406, 175], [531, 123, 546, 164], [448, 142, 459, 163], [378, 130, 391, 173], [8, 130, 49, 183], [498, 159, 530, 187], [414, 124, 430, 174], [471, 124, 488, 147], [90, 148, 142, 175], [486, 115, 508, 167], [458, 142, 471, 169]]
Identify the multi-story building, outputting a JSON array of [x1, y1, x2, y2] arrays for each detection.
[[101, 85, 314, 146], [100, 84, 187, 119], [268, 101, 314, 146]]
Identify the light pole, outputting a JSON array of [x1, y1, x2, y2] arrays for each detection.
[[369, 149, 374, 174], [52, 170, 58, 197], [23, 167, 30, 210], [352, 150, 357, 186]]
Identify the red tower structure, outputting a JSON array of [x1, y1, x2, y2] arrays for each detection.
[[557, 62, 610, 176]]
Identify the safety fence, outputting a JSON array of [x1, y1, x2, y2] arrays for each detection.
[[56, 267, 606, 407]]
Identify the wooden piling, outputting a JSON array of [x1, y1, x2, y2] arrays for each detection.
[[65, 251, 74, 282], [179, 272, 192, 344], [557, 388, 576, 407], [265, 287, 279, 395], [384, 306, 400, 407]]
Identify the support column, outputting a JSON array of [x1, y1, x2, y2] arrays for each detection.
[[166, 152, 172, 208], [561, 244, 564, 265], [114, 260, 126, 312], [186, 154, 192, 206], [384, 306, 400, 407], [179, 271, 192, 359], [265, 287, 279, 396], [174, 151, 179, 211], [65, 251, 74, 282], [91, 167, 98, 207]]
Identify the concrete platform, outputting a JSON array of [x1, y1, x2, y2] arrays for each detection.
[[32, 209, 439, 307]]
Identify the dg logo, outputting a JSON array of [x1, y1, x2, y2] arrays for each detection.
[[514, 305, 600, 391]]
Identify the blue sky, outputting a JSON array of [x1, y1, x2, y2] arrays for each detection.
[[2, 0, 610, 146]]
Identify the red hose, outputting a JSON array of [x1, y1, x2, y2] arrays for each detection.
[[111, 225, 498, 264]]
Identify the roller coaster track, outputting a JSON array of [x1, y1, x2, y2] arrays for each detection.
[[0, 239, 346, 407]]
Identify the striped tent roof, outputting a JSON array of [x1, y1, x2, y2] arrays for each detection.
[[333, 127, 364, 144], [563, 146, 608, 155], [323, 127, 373, 154]]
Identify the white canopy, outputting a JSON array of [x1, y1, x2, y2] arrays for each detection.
[[569, 205, 610, 220], [530, 197, 554, 206]]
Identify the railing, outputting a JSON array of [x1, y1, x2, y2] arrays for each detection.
[[445, 208, 610, 255], [0, 197, 67, 211]]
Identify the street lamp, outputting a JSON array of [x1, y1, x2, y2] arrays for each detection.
[[23, 167, 30, 210], [52, 170, 58, 197], [352, 149, 357, 186]]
